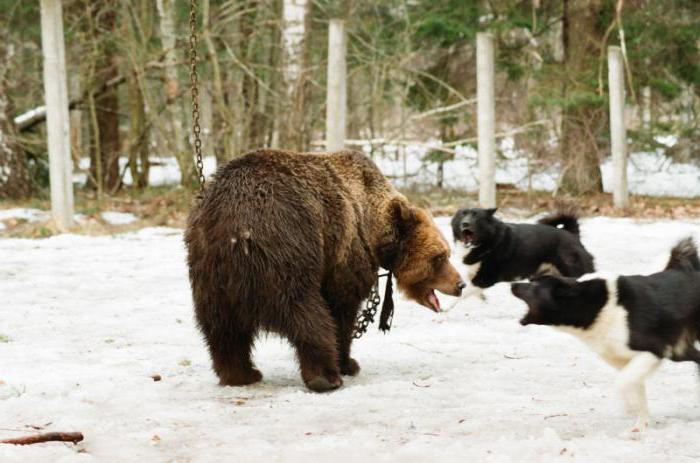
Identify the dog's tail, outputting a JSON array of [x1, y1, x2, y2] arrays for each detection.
[[537, 209, 580, 237], [665, 237, 700, 272]]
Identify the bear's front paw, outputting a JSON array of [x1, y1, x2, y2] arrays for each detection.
[[305, 371, 343, 392], [218, 368, 263, 387], [340, 357, 361, 376]]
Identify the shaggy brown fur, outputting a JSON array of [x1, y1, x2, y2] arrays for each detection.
[[185, 149, 464, 392]]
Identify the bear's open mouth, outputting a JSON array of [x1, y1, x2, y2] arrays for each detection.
[[427, 289, 441, 312]]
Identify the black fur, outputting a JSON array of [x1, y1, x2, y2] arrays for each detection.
[[512, 237, 700, 364], [536, 212, 580, 237], [512, 276, 608, 329], [665, 237, 700, 272], [450, 208, 595, 289]]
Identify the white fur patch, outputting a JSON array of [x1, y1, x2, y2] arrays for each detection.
[[578, 271, 617, 282], [556, 277, 663, 431], [466, 261, 482, 282], [453, 241, 481, 283], [454, 241, 472, 261], [614, 352, 661, 432], [556, 278, 637, 369]]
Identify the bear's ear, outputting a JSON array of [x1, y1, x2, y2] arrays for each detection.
[[377, 238, 401, 270], [390, 198, 419, 239], [486, 207, 498, 216]]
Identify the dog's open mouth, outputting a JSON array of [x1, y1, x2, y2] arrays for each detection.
[[427, 289, 441, 312], [461, 229, 476, 245]]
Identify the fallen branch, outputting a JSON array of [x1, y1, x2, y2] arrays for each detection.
[[442, 120, 550, 147], [410, 99, 477, 121], [0, 432, 84, 446], [310, 120, 550, 154], [15, 75, 126, 132]]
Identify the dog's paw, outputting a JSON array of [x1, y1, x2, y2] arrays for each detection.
[[630, 417, 649, 434]]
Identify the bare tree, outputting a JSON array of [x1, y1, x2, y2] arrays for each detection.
[[559, 0, 605, 195], [156, 0, 196, 187], [202, 0, 237, 164], [87, 0, 121, 193], [124, 0, 154, 189], [0, 43, 31, 198], [278, 0, 310, 151]]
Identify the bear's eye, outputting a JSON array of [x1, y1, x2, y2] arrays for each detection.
[[432, 254, 447, 267]]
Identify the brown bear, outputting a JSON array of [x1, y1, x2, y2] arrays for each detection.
[[185, 149, 465, 392]]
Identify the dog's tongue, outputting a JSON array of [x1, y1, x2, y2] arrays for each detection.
[[428, 290, 441, 312]]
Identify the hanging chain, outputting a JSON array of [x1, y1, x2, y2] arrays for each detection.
[[188, 1, 205, 191], [353, 279, 381, 339]]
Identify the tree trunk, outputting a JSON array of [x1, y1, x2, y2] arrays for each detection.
[[559, 0, 604, 195], [278, 0, 310, 151], [239, 1, 267, 149], [69, 75, 82, 170], [88, 1, 121, 193], [156, 0, 196, 187], [203, 0, 237, 165], [128, 71, 149, 188], [0, 44, 31, 199]]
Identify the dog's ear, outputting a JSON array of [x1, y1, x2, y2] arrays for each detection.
[[550, 277, 578, 299], [529, 274, 549, 283], [529, 275, 575, 301], [390, 198, 419, 239], [485, 207, 498, 216]]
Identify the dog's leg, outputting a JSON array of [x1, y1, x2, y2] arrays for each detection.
[[614, 352, 661, 432]]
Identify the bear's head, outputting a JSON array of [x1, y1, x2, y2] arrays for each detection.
[[378, 198, 465, 312]]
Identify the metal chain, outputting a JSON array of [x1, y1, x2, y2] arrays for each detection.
[[188, 1, 205, 191], [353, 280, 381, 339]]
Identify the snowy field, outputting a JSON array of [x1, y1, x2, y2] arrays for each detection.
[[373, 141, 700, 198], [2, 216, 700, 462], [72, 137, 700, 198]]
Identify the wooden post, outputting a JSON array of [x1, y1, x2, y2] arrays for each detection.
[[40, 0, 74, 229], [608, 46, 629, 209], [325, 19, 346, 152], [477, 32, 496, 208]]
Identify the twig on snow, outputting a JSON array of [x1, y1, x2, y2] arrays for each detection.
[[0, 432, 84, 446], [412, 381, 431, 388]]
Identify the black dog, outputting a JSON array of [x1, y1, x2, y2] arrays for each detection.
[[450, 208, 594, 298], [511, 237, 700, 432]]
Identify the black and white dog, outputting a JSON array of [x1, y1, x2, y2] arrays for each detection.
[[512, 237, 700, 432], [450, 208, 595, 298]]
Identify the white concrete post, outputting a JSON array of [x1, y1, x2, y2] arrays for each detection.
[[477, 32, 496, 208], [40, 0, 74, 229], [608, 46, 629, 209], [325, 19, 346, 152]]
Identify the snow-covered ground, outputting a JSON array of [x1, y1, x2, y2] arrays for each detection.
[[99, 211, 137, 226], [2, 217, 700, 462], [0, 209, 139, 231]]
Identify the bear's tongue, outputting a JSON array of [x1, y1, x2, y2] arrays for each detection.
[[428, 290, 441, 312]]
